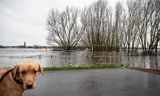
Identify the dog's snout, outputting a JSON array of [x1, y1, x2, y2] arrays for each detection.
[[26, 84, 33, 89], [26, 81, 33, 89]]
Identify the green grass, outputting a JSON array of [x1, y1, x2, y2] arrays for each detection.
[[43, 64, 123, 71]]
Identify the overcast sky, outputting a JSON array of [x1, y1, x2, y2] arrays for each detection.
[[0, 0, 125, 46]]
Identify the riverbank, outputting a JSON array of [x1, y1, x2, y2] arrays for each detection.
[[44, 64, 160, 75], [43, 64, 123, 71], [129, 67, 160, 75]]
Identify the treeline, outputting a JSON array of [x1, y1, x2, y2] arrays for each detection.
[[47, 0, 160, 54]]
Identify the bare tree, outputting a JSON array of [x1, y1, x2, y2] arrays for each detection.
[[147, 0, 160, 53], [135, 0, 160, 54], [81, 0, 113, 51], [112, 2, 127, 51], [126, 0, 160, 54], [46, 0, 160, 54], [126, 0, 142, 52], [47, 7, 83, 50]]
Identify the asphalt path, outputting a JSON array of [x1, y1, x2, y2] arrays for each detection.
[[24, 68, 160, 96]]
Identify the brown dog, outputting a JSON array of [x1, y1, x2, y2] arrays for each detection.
[[0, 60, 44, 96]]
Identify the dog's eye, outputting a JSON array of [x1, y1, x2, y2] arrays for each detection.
[[21, 71, 26, 74], [33, 70, 37, 74]]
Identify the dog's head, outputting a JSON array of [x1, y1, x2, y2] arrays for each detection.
[[12, 60, 44, 90]]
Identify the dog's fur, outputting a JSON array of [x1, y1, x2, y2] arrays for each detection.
[[0, 68, 7, 78], [0, 60, 44, 96]]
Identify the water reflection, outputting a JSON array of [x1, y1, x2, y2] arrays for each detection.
[[0, 48, 160, 70]]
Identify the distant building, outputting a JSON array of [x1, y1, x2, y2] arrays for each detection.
[[24, 42, 26, 48], [0, 45, 6, 48]]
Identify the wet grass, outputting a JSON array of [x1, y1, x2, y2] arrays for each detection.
[[43, 64, 123, 71]]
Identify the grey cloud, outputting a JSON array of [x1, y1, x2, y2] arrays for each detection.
[[0, 0, 121, 46]]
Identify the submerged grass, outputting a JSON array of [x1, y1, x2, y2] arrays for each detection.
[[43, 64, 123, 71]]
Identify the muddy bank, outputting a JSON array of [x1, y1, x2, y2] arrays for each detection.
[[129, 67, 160, 75]]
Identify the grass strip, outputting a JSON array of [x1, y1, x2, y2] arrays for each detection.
[[43, 64, 123, 71]]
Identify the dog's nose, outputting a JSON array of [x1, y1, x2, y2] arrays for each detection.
[[26, 81, 33, 89]]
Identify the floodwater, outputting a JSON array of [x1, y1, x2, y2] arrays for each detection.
[[0, 48, 160, 70]]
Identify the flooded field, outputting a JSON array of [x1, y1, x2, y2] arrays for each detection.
[[0, 48, 160, 70]]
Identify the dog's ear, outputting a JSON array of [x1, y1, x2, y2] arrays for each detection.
[[12, 65, 19, 78], [38, 64, 45, 77]]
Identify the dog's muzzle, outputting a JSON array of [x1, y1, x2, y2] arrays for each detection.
[[26, 81, 33, 89]]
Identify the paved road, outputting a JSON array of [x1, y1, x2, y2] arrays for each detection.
[[24, 68, 160, 96]]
